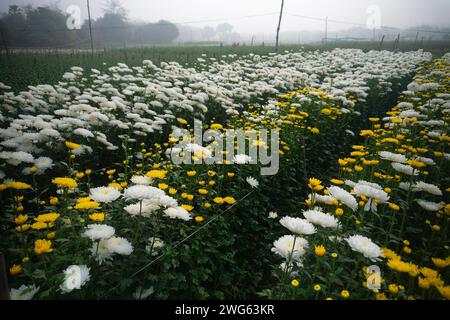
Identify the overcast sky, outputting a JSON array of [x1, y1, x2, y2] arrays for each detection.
[[1, 0, 449, 33]]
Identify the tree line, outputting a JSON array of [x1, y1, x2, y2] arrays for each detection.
[[0, 2, 179, 49]]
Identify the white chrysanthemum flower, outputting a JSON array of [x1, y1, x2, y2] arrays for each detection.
[[413, 181, 442, 196], [427, 131, 441, 138], [344, 179, 356, 188], [391, 162, 417, 176], [233, 154, 252, 164], [416, 199, 443, 211], [246, 176, 259, 188], [133, 286, 154, 300], [73, 128, 94, 138], [345, 235, 383, 262], [378, 151, 407, 163], [10, 284, 40, 300], [185, 143, 212, 158], [123, 185, 165, 200], [344, 128, 355, 136], [131, 175, 152, 185], [89, 186, 121, 203], [415, 157, 436, 166], [34, 157, 53, 171], [303, 208, 340, 229], [280, 216, 316, 235], [356, 180, 383, 190], [90, 239, 113, 265], [157, 195, 178, 208], [399, 182, 412, 191], [327, 186, 358, 211], [21, 167, 33, 176], [124, 201, 159, 217], [106, 237, 134, 255], [2, 151, 34, 164], [60, 265, 91, 293], [354, 182, 389, 212], [268, 211, 278, 219], [83, 224, 115, 240], [308, 193, 336, 205], [164, 206, 192, 221], [145, 237, 165, 256], [40, 128, 60, 137], [271, 235, 308, 261], [123, 202, 143, 216], [399, 110, 421, 118]]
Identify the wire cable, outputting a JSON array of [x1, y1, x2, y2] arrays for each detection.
[[106, 173, 275, 295], [286, 12, 450, 34]]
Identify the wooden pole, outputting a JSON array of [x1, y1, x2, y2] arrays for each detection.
[[87, 0, 94, 55], [379, 35, 385, 49], [0, 25, 8, 55], [414, 31, 419, 48], [275, 0, 285, 53], [393, 33, 400, 51], [324, 16, 328, 47], [0, 251, 10, 300]]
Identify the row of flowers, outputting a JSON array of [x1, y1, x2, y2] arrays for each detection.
[[265, 55, 450, 300]]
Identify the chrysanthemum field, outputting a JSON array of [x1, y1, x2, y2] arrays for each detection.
[[0, 49, 449, 300]]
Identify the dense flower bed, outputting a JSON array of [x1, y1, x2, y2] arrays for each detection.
[[2, 49, 447, 300]]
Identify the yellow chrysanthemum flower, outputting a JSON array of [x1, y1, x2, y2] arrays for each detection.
[[15, 224, 31, 232], [146, 170, 167, 179], [330, 179, 344, 185], [31, 221, 54, 230], [65, 141, 81, 150], [213, 197, 224, 204], [15, 214, 28, 225], [89, 212, 105, 222], [34, 239, 53, 255], [308, 178, 324, 191], [52, 177, 78, 189], [314, 245, 326, 257], [222, 196, 236, 204], [181, 204, 194, 212], [432, 257, 449, 268], [7, 182, 32, 190], [210, 123, 223, 130], [9, 264, 22, 276], [74, 201, 101, 210], [34, 213, 60, 223]]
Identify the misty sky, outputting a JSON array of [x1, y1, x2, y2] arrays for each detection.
[[1, 0, 449, 34]]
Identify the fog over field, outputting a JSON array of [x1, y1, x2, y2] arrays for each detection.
[[1, 0, 449, 34]]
